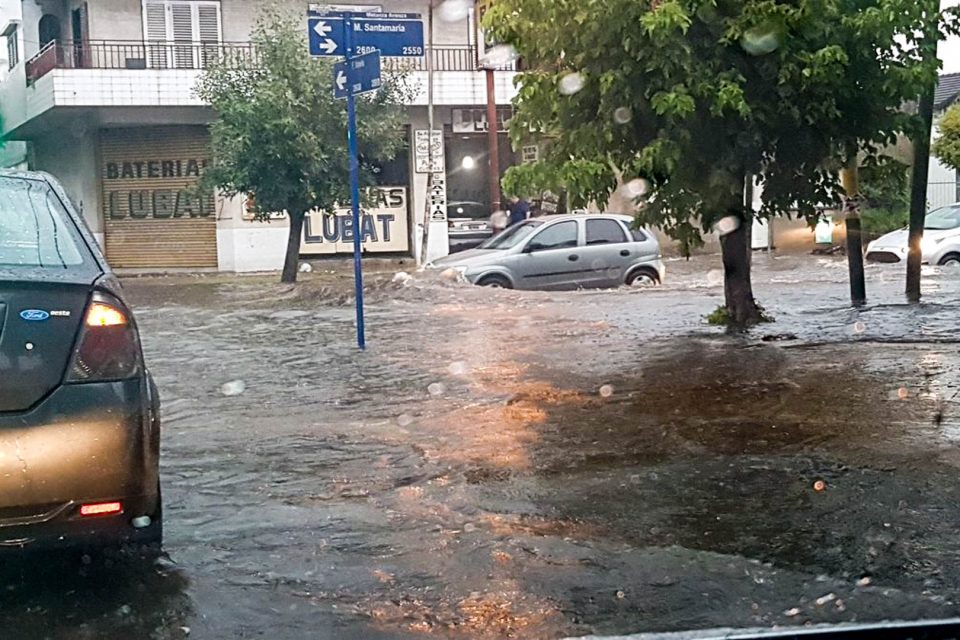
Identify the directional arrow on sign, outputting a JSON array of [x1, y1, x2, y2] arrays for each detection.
[[335, 70, 347, 92], [319, 38, 338, 54], [313, 20, 332, 37]]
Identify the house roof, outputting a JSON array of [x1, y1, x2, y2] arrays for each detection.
[[935, 72, 960, 111]]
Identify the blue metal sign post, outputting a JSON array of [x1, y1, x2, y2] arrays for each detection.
[[309, 11, 422, 349], [344, 16, 366, 350]]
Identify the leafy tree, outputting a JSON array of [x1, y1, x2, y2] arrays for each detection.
[[933, 103, 960, 174], [196, 9, 409, 283], [486, 0, 945, 326]]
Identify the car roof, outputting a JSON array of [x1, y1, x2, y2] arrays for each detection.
[[536, 213, 634, 222]]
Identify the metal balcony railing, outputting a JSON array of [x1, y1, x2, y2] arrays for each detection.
[[24, 39, 517, 83]]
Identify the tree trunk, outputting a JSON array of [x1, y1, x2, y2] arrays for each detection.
[[719, 211, 762, 328], [281, 212, 305, 284]]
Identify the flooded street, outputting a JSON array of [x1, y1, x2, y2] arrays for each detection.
[[4, 252, 960, 638]]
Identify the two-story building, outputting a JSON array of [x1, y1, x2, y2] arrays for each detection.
[[0, 0, 519, 270]]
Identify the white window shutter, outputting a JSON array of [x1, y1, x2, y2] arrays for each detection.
[[170, 2, 194, 68], [197, 3, 221, 66], [144, 2, 168, 68], [197, 4, 220, 42]]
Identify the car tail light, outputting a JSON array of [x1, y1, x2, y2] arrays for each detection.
[[80, 501, 123, 517], [66, 294, 141, 383]]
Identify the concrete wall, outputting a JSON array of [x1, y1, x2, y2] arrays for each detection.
[[87, 0, 143, 41], [32, 125, 101, 233]]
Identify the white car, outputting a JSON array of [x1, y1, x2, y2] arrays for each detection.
[[866, 204, 960, 266], [428, 213, 664, 290]]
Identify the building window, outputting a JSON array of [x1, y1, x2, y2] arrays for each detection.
[[142, 0, 222, 69], [6, 25, 18, 69]]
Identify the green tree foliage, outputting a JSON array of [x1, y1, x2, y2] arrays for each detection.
[[196, 9, 409, 283], [859, 158, 910, 235], [486, 0, 948, 325], [933, 103, 960, 174]]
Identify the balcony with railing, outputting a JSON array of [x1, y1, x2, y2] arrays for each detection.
[[24, 39, 515, 83]]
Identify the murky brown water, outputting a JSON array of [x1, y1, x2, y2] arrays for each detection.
[[3, 253, 960, 638]]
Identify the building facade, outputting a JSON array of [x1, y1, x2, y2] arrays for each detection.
[[0, 0, 519, 271]]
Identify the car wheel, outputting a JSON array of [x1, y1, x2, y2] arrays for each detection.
[[938, 253, 960, 267], [625, 268, 660, 286], [478, 274, 513, 289]]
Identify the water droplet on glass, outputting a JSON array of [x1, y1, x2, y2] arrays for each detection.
[[784, 607, 801, 617], [437, 0, 470, 22], [428, 382, 447, 396], [616, 590, 626, 599], [463, 522, 477, 533], [897, 387, 909, 400], [599, 384, 614, 398], [558, 72, 586, 96], [853, 321, 866, 334], [619, 178, 650, 199], [480, 44, 518, 67], [740, 23, 782, 56], [714, 216, 741, 236], [813, 479, 826, 492], [447, 361, 468, 375], [298, 262, 312, 273], [613, 107, 632, 124], [397, 414, 414, 427], [857, 576, 872, 587], [220, 380, 246, 396], [707, 269, 723, 286]]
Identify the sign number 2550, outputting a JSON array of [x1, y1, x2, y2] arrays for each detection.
[[402, 46, 423, 55]]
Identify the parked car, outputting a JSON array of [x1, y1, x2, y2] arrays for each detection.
[[447, 201, 493, 253], [866, 203, 960, 266], [0, 170, 161, 552], [428, 213, 664, 289]]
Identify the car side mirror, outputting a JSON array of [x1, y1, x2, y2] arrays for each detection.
[[523, 243, 539, 253]]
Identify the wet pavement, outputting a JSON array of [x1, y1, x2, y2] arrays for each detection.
[[4, 252, 960, 638]]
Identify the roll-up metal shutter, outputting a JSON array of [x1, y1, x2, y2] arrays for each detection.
[[100, 126, 218, 269]]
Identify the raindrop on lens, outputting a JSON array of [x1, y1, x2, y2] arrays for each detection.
[[714, 216, 741, 236], [220, 380, 246, 396], [853, 321, 866, 334], [740, 23, 782, 56], [480, 44, 518, 67], [897, 387, 909, 400], [428, 382, 447, 396], [620, 178, 650, 199], [437, 0, 470, 22], [559, 72, 586, 96], [397, 414, 414, 427], [813, 479, 826, 492], [613, 107, 632, 124], [599, 384, 614, 398], [447, 361, 468, 375], [707, 269, 723, 286]]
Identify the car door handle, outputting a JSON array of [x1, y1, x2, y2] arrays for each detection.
[[568, 254, 579, 261], [620, 250, 630, 257]]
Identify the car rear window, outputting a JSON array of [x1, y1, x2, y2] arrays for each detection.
[[0, 177, 89, 268], [586, 218, 628, 244]]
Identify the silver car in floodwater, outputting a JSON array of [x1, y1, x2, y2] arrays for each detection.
[[428, 214, 664, 290], [866, 203, 960, 266]]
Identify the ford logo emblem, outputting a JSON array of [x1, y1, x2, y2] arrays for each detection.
[[20, 309, 50, 322]]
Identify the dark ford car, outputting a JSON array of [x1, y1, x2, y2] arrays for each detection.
[[0, 171, 161, 551]]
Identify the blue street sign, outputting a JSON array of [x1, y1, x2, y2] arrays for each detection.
[[333, 50, 381, 100], [308, 11, 424, 58]]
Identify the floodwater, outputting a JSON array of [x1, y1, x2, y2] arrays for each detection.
[[3, 252, 960, 639]]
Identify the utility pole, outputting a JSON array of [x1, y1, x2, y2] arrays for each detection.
[[419, 0, 435, 265], [485, 68, 501, 213]]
